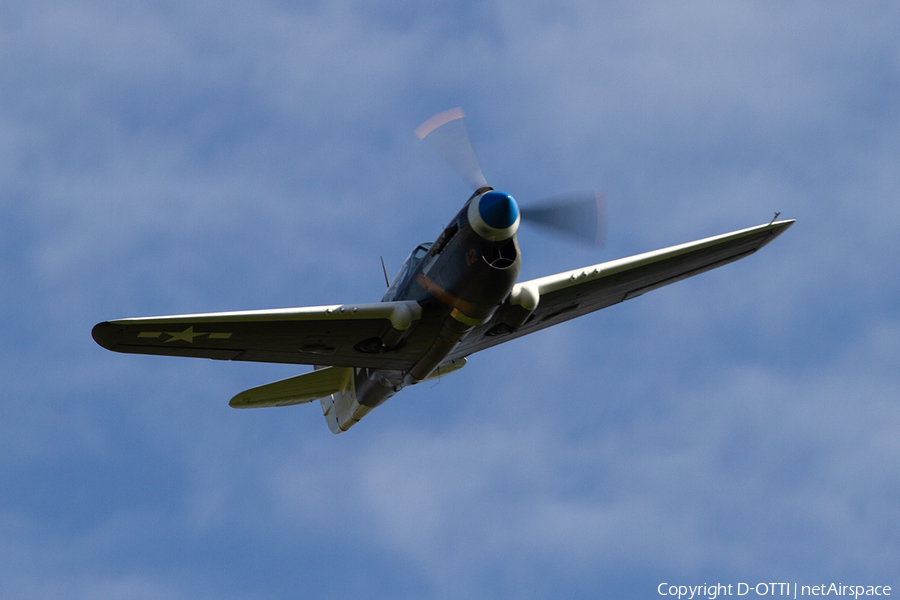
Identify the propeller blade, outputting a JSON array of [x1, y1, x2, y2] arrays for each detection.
[[415, 108, 488, 191], [520, 191, 608, 246]]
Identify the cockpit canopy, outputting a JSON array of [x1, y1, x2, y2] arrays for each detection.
[[382, 243, 431, 302]]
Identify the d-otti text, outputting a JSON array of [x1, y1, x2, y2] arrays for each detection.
[[658, 583, 891, 599]]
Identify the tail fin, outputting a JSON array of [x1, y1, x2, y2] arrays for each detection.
[[318, 368, 373, 434]]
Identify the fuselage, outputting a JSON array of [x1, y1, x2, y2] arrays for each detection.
[[351, 187, 523, 410]]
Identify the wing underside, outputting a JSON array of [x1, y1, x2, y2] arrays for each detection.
[[91, 300, 428, 370], [448, 219, 794, 360]]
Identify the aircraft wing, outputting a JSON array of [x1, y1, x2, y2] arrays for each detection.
[[448, 219, 795, 360], [92, 300, 426, 370]]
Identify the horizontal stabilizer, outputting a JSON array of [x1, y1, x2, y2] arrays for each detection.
[[229, 366, 352, 409]]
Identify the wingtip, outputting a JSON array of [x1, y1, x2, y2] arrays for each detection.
[[769, 218, 796, 232], [767, 216, 795, 228], [753, 218, 794, 250], [91, 321, 116, 350]]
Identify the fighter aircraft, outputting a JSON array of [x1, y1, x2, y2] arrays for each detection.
[[92, 108, 794, 433]]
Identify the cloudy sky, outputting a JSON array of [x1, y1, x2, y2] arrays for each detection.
[[2, 1, 898, 598]]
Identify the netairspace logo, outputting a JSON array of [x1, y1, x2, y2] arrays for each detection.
[[657, 583, 892, 600]]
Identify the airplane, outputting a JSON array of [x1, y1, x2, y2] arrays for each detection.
[[92, 108, 794, 433]]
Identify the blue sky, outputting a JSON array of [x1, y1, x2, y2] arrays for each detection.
[[2, 2, 898, 598]]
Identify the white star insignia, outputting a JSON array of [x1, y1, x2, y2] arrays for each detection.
[[165, 326, 207, 343]]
